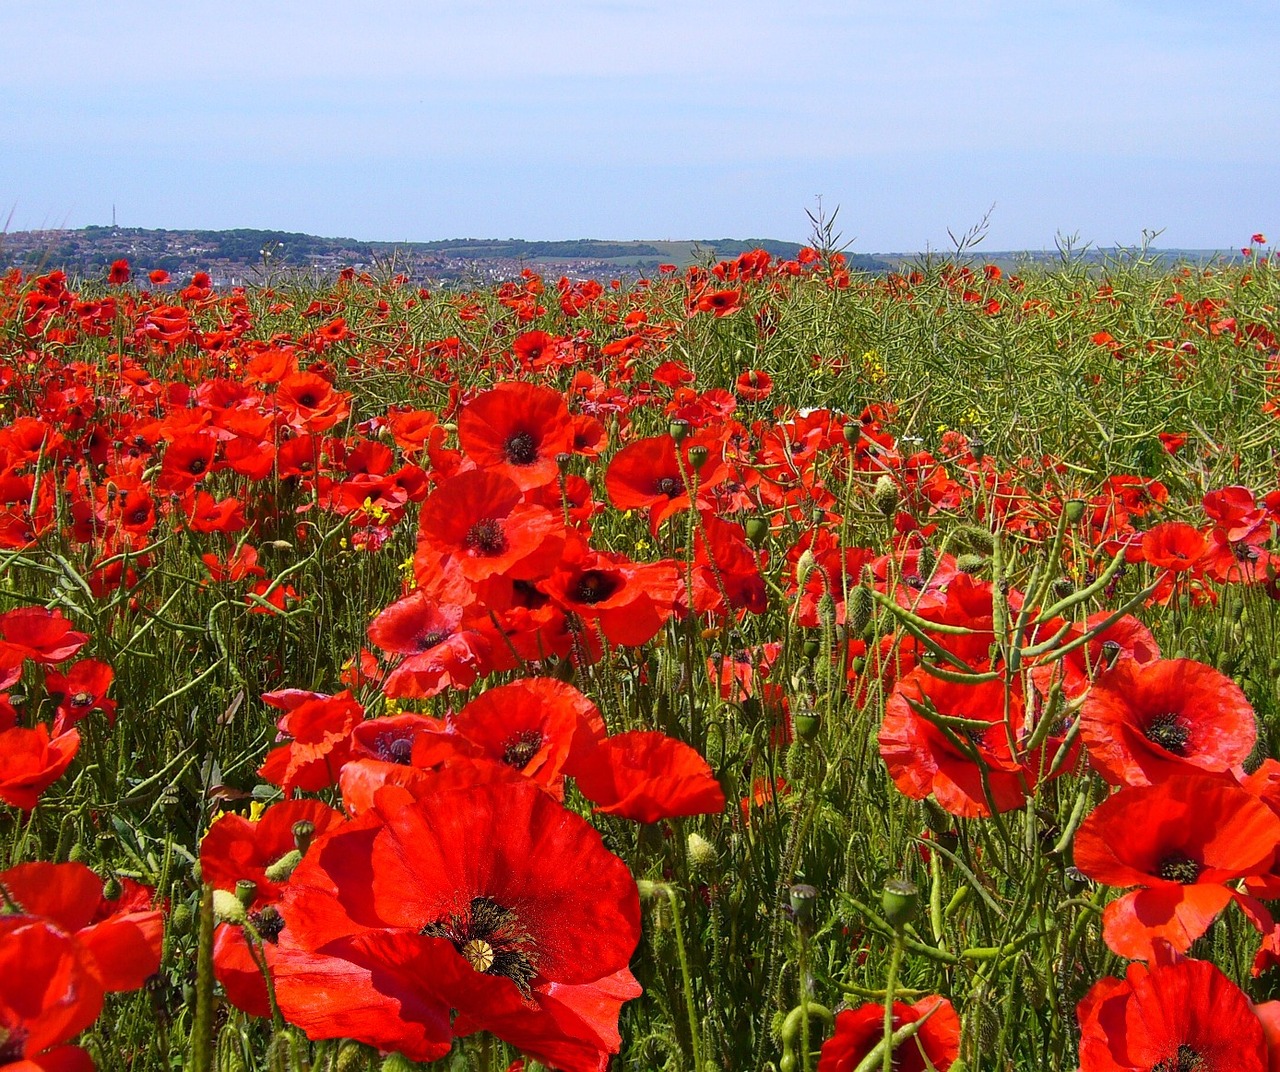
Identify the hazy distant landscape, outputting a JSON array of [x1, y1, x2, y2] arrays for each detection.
[[0, 224, 1245, 286]]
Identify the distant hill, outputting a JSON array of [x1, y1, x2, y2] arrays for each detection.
[[0, 225, 1242, 286], [0, 226, 899, 285]]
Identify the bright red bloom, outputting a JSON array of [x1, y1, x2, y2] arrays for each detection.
[[107, 259, 130, 285], [694, 288, 743, 316], [734, 369, 774, 401], [570, 730, 725, 823], [816, 996, 960, 1072], [1141, 522, 1206, 571], [415, 470, 565, 583], [257, 691, 364, 796], [44, 660, 116, 736], [450, 678, 606, 798], [1077, 958, 1269, 1071], [457, 382, 574, 491], [0, 608, 88, 665], [604, 432, 727, 534], [1078, 658, 1256, 786], [275, 779, 642, 1069], [275, 372, 351, 433], [1074, 776, 1280, 959], [879, 670, 1032, 818], [0, 725, 80, 810], [367, 591, 490, 698]]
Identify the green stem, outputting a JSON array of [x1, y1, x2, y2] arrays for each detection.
[[881, 934, 905, 1072]]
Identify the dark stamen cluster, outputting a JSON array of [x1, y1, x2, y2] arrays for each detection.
[[0, 1027, 28, 1062], [1144, 713, 1190, 756], [505, 431, 537, 466], [375, 732, 414, 765], [421, 896, 537, 995], [249, 906, 286, 944], [1152, 1044, 1204, 1072], [1156, 852, 1203, 885], [415, 629, 449, 652], [464, 517, 507, 556], [573, 570, 618, 605], [502, 729, 544, 770], [654, 475, 683, 497]]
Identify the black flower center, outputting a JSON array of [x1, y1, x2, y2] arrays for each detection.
[[375, 732, 415, 765], [1152, 1044, 1204, 1072], [464, 518, 507, 556], [654, 475, 683, 497], [1144, 713, 1190, 756], [1156, 852, 1202, 885], [187, 456, 207, 475], [573, 570, 619, 605], [415, 629, 449, 652], [70, 690, 95, 708], [502, 729, 543, 770], [421, 895, 537, 995], [128, 505, 151, 524], [505, 431, 537, 466], [248, 906, 285, 944], [0, 1026, 28, 1062], [297, 392, 318, 408]]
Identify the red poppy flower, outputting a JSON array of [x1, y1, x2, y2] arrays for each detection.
[[107, 259, 131, 285], [367, 591, 491, 698], [1141, 522, 1206, 571], [350, 712, 448, 767], [257, 691, 364, 796], [605, 432, 727, 534], [44, 659, 116, 735], [734, 368, 774, 401], [0, 607, 88, 665], [1074, 776, 1280, 959], [0, 725, 80, 811], [879, 670, 1031, 818], [570, 730, 725, 823], [450, 678, 606, 797], [274, 778, 642, 1068], [457, 382, 574, 491], [538, 537, 681, 648], [694, 288, 743, 316], [0, 919, 102, 1072], [275, 372, 351, 433], [1078, 658, 1256, 786], [1077, 958, 1269, 1071], [816, 996, 960, 1072], [0, 863, 164, 994], [415, 470, 565, 583]]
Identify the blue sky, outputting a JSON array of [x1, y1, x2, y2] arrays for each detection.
[[3, 0, 1276, 250]]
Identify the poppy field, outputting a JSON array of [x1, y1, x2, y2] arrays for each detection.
[[3, 238, 1280, 1072]]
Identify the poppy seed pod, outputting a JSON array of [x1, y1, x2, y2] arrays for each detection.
[[967, 436, 986, 462], [1064, 498, 1086, 523], [788, 883, 818, 926], [881, 878, 919, 931], [745, 516, 770, 547], [688, 444, 709, 470], [669, 418, 691, 444]]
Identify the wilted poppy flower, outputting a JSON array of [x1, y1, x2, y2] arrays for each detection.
[[457, 382, 574, 491], [570, 730, 725, 823], [1077, 957, 1271, 1071], [1074, 776, 1280, 959], [816, 996, 960, 1072], [1079, 658, 1256, 786]]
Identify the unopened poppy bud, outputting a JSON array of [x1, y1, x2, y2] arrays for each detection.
[[847, 584, 873, 634], [269, 540, 294, 551], [669, 418, 691, 444], [957, 553, 988, 576], [842, 422, 859, 448], [265, 849, 303, 885], [379, 1051, 417, 1072], [801, 637, 821, 660], [872, 475, 899, 517], [917, 542, 937, 579], [292, 819, 316, 854], [555, 451, 573, 474], [1064, 498, 1086, 523], [788, 883, 818, 926], [967, 436, 986, 462], [335, 1042, 371, 1072], [745, 516, 770, 547], [1051, 577, 1074, 600], [235, 879, 258, 908], [686, 832, 719, 873], [1100, 640, 1122, 670], [881, 878, 919, 931], [636, 879, 664, 901], [795, 549, 818, 590], [213, 888, 247, 924], [171, 902, 193, 933], [688, 444, 709, 470], [102, 877, 122, 901]]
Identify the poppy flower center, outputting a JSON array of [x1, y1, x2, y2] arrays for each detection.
[[375, 732, 415, 765], [1144, 713, 1190, 756], [0, 1026, 27, 1062], [654, 475, 683, 497], [128, 505, 151, 524], [421, 895, 537, 995], [573, 570, 620, 605], [414, 629, 449, 652], [1151, 1044, 1204, 1072], [297, 392, 319, 408], [248, 906, 285, 944], [187, 457, 207, 475], [502, 729, 544, 770], [504, 431, 538, 466], [464, 518, 507, 556], [70, 690, 95, 708], [1156, 852, 1202, 885]]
